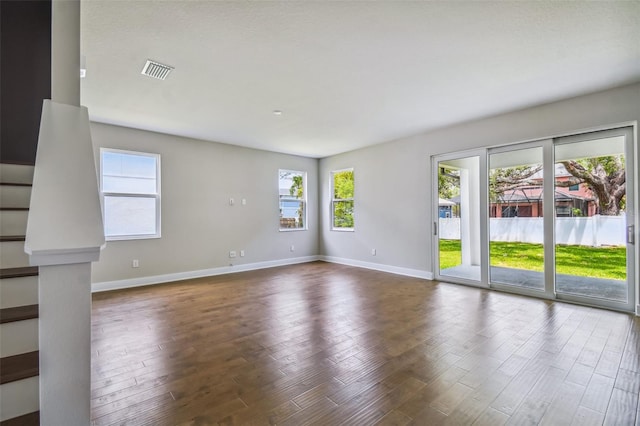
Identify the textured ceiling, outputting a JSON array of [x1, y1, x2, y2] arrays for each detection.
[[81, 1, 640, 158]]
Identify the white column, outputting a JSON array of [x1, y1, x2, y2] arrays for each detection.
[[38, 264, 92, 425], [460, 168, 471, 265], [51, 0, 80, 106], [459, 157, 481, 266], [469, 159, 481, 265]]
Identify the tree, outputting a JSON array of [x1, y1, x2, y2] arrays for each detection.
[[489, 165, 542, 202], [289, 175, 303, 199], [438, 168, 460, 200], [560, 156, 625, 216], [488, 156, 626, 216]]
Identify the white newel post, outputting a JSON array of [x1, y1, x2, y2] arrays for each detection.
[[37, 264, 94, 425], [24, 1, 105, 425]]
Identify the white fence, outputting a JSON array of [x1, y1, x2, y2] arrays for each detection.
[[439, 215, 626, 246]]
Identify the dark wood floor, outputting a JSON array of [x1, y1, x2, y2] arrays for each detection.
[[91, 261, 640, 425]]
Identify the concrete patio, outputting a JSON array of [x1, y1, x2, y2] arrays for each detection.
[[440, 265, 627, 302]]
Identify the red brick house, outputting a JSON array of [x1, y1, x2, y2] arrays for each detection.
[[490, 164, 598, 218]]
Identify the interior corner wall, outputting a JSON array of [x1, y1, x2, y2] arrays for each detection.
[[319, 83, 640, 283], [90, 122, 319, 284]]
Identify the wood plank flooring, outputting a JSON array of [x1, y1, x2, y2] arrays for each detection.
[[91, 261, 640, 425]]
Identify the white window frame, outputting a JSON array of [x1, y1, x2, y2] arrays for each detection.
[[279, 169, 307, 231], [100, 148, 161, 241], [331, 168, 355, 231]]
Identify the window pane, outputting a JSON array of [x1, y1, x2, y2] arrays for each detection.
[[103, 151, 156, 178], [103, 151, 157, 194], [104, 196, 157, 237], [103, 175, 157, 194], [333, 200, 354, 228], [280, 200, 305, 229], [489, 147, 544, 291], [278, 170, 304, 200], [333, 170, 354, 199]]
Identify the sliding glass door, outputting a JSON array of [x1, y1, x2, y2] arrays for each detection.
[[433, 127, 636, 312], [488, 144, 549, 295], [434, 151, 487, 285], [554, 128, 635, 310]]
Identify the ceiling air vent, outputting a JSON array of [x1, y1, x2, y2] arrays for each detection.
[[141, 60, 173, 80]]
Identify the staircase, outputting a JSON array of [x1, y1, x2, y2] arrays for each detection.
[[0, 163, 40, 425]]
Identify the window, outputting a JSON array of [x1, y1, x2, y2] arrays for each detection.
[[331, 169, 354, 230], [502, 206, 518, 217], [279, 170, 306, 230], [569, 184, 580, 191], [100, 149, 160, 240]]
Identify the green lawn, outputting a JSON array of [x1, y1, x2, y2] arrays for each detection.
[[439, 239, 626, 280]]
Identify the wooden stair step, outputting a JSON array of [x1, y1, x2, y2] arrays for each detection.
[[0, 305, 38, 324], [0, 235, 26, 242], [0, 267, 38, 279], [0, 351, 39, 384], [0, 182, 32, 187], [0, 411, 40, 426], [0, 161, 35, 165]]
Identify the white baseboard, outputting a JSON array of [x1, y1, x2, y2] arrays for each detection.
[[319, 256, 433, 280], [92, 255, 321, 293]]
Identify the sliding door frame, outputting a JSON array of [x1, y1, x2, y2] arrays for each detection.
[[552, 126, 636, 313], [432, 123, 638, 314], [432, 149, 489, 288], [486, 139, 556, 301]]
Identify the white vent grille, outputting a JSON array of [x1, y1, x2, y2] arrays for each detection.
[[141, 60, 173, 80]]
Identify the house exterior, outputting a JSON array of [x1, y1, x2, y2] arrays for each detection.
[[490, 164, 599, 218], [438, 197, 457, 218], [279, 187, 302, 228]]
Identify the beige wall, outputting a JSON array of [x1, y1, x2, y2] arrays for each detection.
[[90, 123, 319, 284], [319, 83, 640, 279]]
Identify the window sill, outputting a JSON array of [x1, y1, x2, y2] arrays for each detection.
[[106, 234, 161, 242]]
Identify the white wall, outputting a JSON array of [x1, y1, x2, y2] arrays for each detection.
[[89, 83, 639, 312], [319, 83, 640, 282], [90, 123, 318, 285]]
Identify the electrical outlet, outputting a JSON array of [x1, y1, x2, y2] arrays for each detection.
[[132, 259, 139, 268], [240, 250, 245, 257], [229, 251, 237, 258], [241, 198, 247, 206], [229, 198, 235, 206], [290, 245, 295, 252], [371, 249, 376, 256]]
